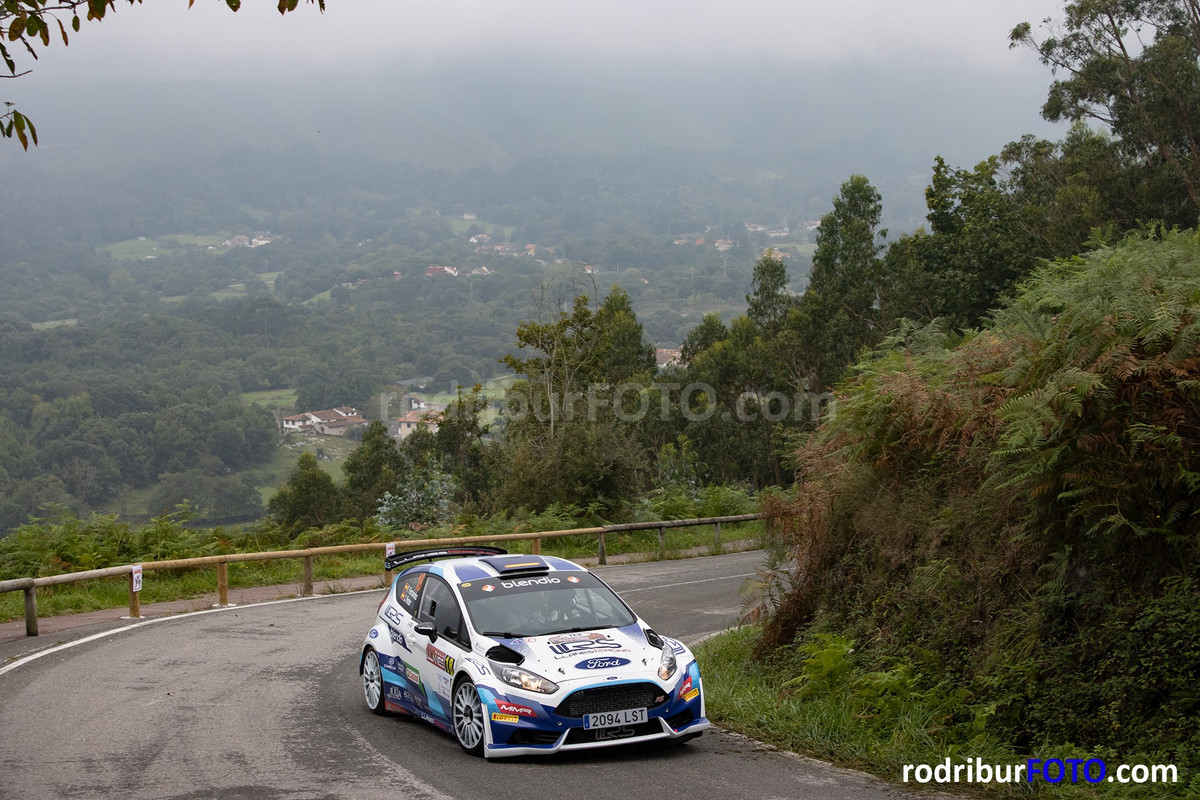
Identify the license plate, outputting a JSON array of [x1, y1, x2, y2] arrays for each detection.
[[584, 707, 647, 729]]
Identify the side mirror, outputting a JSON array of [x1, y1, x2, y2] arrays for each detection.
[[414, 623, 438, 643]]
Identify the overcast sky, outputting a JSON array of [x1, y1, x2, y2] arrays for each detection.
[[17, 0, 1063, 80]]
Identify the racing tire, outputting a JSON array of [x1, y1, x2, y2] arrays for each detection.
[[362, 648, 389, 716], [451, 677, 486, 757]]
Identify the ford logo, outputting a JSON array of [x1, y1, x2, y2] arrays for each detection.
[[575, 657, 630, 670]]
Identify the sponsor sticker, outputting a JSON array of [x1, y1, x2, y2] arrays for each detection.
[[678, 675, 693, 698], [426, 644, 456, 674], [383, 606, 407, 628], [482, 585, 495, 593], [405, 664, 421, 686], [368, 628, 378, 639], [500, 576, 560, 589], [495, 701, 536, 717], [566, 575, 580, 583], [575, 656, 631, 670], [547, 632, 626, 658], [491, 713, 520, 723], [683, 688, 700, 702]]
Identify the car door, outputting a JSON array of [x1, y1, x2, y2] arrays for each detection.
[[378, 570, 429, 713], [413, 575, 472, 724]]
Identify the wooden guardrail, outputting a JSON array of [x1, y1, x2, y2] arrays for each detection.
[[0, 513, 763, 637]]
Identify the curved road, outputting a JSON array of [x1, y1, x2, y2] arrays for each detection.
[[0, 551, 922, 800]]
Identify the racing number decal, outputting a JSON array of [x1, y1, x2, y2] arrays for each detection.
[[426, 643, 456, 674]]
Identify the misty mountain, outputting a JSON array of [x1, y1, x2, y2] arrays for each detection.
[[0, 56, 1058, 246]]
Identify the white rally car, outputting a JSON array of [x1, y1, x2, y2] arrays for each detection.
[[359, 546, 709, 758]]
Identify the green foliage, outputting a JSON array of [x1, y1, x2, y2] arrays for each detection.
[[376, 458, 458, 535], [758, 228, 1200, 785], [340, 421, 407, 521], [1011, 0, 1200, 215], [267, 451, 340, 536]]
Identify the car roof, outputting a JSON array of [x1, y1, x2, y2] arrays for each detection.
[[399, 552, 589, 585]]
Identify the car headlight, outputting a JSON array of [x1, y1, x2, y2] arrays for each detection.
[[657, 646, 677, 681], [497, 665, 559, 694]]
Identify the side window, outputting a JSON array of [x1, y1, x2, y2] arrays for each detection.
[[418, 577, 468, 647], [396, 571, 426, 616]]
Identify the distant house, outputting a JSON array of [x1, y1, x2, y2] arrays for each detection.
[[425, 265, 459, 277], [281, 406, 367, 435], [656, 348, 682, 369], [394, 409, 442, 440], [224, 234, 251, 248]]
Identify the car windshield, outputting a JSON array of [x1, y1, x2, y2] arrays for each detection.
[[458, 570, 637, 638]]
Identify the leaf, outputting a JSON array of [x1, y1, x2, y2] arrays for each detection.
[[8, 15, 26, 41]]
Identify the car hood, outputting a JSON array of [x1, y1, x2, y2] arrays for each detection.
[[491, 625, 669, 680]]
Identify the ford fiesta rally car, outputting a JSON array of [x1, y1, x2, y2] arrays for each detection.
[[359, 546, 709, 758]]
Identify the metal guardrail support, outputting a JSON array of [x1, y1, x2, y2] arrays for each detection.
[[0, 513, 764, 636]]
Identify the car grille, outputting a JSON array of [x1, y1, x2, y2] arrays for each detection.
[[556, 682, 668, 718], [564, 720, 661, 745]]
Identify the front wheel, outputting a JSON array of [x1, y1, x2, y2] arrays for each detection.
[[362, 648, 388, 716], [451, 678, 486, 756]]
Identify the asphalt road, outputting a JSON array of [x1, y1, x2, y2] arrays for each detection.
[[0, 551, 927, 800]]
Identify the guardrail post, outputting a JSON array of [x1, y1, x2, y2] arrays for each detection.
[[23, 586, 38, 637], [217, 562, 229, 607], [657, 526, 665, 558], [128, 572, 141, 619], [532, 535, 541, 555], [598, 531, 607, 566], [302, 555, 314, 597], [714, 521, 722, 554]]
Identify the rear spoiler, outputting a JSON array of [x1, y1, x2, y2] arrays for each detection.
[[384, 545, 508, 572]]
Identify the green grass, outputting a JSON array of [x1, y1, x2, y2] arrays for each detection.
[[0, 518, 764, 623], [31, 319, 79, 330], [99, 233, 230, 261], [444, 216, 513, 238], [242, 388, 299, 410], [0, 553, 387, 622], [695, 627, 1193, 798]]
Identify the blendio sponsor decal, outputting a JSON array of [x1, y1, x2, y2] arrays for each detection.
[[427, 644, 456, 674], [547, 632, 626, 658], [500, 576, 560, 589]]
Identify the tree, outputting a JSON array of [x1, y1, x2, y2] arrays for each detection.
[[268, 451, 339, 535], [1011, 0, 1200, 218], [341, 420, 407, 520], [745, 250, 794, 333], [1, 0, 326, 149], [801, 175, 889, 386], [593, 286, 655, 385]]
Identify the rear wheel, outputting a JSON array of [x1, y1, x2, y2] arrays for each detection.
[[362, 648, 388, 716], [452, 678, 486, 756]]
